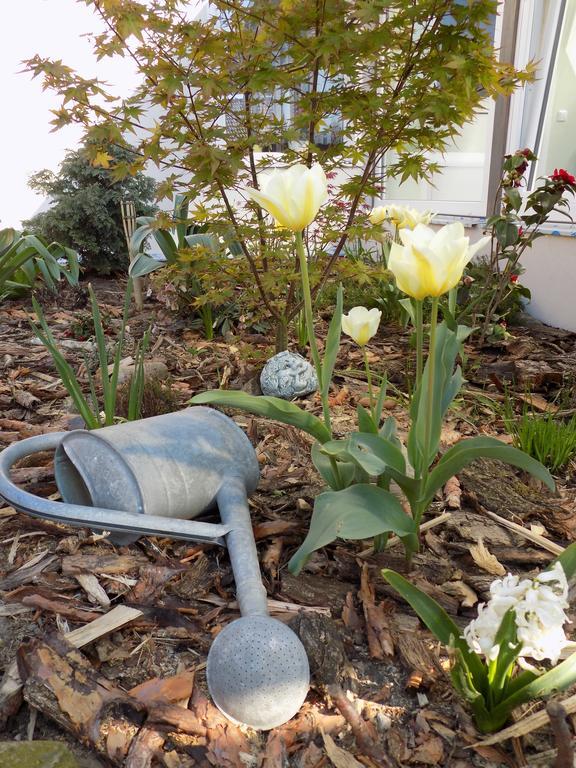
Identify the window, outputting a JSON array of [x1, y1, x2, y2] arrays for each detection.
[[509, 0, 576, 225], [376, 4, 502, 219]]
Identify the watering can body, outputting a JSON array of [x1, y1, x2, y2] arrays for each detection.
[[0, 407, 259, 545]]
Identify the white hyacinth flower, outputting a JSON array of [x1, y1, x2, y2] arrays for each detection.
[[463, 562, 571, 665]]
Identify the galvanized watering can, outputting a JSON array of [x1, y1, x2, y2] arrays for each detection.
[[0, 406, 310, 730]]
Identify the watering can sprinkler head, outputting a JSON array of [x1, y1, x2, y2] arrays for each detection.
[[0, 406, 310, 729], [207, 615, 310, 730]]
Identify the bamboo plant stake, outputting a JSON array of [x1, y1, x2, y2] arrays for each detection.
[[120, 200, 143, 311]]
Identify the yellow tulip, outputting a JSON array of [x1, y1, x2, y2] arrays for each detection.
[[245, 164, 328, 232], [388, 222, 490, 300], [341, 306, 382, 346]]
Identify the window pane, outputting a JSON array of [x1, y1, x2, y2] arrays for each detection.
[[530, 0, 576, 186], [385, 107, 492, 206]]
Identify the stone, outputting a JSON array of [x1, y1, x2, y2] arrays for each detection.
[[0, 742, 79, 768], [259, 351, 318, 400]]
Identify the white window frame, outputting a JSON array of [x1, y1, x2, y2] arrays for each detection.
[[507, 0, 576, 231]]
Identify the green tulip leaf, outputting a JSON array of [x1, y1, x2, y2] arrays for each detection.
[[190, 390, 331, 443], [129, 252, 164, 277], [357, 404, 378, 434], [349, 432, 407, 475], [424, 436, 555, 508], [321, 285, 343, 400], [408, 322, 461, 473], [311, 442, 357, 490], [288, 485, 415, 575]]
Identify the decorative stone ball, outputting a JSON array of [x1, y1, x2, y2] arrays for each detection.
[[260, 351, 318, 400]]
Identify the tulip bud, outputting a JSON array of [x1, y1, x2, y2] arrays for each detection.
[[369, 206, 388, 225]]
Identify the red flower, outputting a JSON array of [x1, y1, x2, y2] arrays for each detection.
[[510, 274, 519, 284], [518, 227, 524, 237], [551, 168, 576, 185]]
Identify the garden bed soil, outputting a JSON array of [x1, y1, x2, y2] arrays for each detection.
[[1, 278, 576, 767]]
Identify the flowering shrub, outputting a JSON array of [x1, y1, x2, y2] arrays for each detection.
[[383, 544, 576, 733], [471, 150, 576, 338]]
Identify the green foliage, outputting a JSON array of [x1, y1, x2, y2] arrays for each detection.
[[383, 545, 576, 732], [503, 400, 576, 473], [24, 0, 531, 332], [289, 485, 416, 575], [23, 143, 157, 275], [466, 149, 576, 339], [318, 243, 408, 326], [130, 195, 241, 339], [0, 227, 79, 299], [194, 299, 553, 570], [456, 257, 531, 332], [31, 282, 149, 428]]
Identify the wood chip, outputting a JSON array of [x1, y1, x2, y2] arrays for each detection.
[[75, 573, 111, 609], [469, 539, 506, 576]]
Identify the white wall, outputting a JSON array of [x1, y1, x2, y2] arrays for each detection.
[[520, 234, 576, 331]]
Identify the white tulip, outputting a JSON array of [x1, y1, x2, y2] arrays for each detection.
[[245, 163, 328, 232], [388, 222, 490, 300], [341, 306, 382, 346]]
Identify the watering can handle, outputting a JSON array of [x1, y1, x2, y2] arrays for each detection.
[[0, 432, 231, 545], [217, 476, 269, 618]]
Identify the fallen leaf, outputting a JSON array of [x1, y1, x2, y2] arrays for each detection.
[[12, 389, 40, 409], [469, 539, 506, 577], [322, 731, 364, 768], [359, 564, 394, 658], [410, 735, 444, 765], [262, 537, 283, 579], [329, 386, 350, 407]]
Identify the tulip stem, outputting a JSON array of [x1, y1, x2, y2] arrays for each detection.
[[414, 299, 424, 392], [423, 297, 439, 476], [295, 230, 331, 433], [363, 347, 376, 424]]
